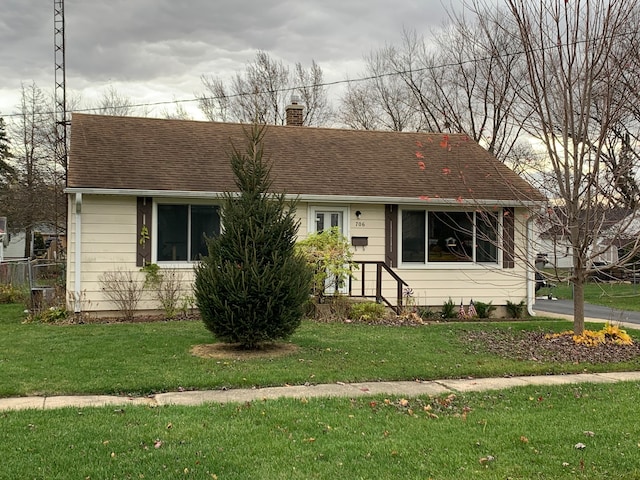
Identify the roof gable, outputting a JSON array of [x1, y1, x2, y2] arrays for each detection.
[[68, 114, 544, 204]]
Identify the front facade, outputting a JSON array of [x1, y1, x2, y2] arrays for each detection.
[[66, 113, 544, 316]]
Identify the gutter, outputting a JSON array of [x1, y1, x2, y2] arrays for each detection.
[[64, 187, 543, 208], [527, 214, 536, 317], [74, 193, 82, 313]]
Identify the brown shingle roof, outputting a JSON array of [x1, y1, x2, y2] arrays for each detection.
[[68, 113, 544, 204]]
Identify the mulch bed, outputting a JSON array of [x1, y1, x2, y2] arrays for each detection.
[[463, 329, 640, 364]]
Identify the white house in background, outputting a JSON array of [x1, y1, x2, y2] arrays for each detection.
[[534, 208, 632, 270], [65, 110, 545, 317]]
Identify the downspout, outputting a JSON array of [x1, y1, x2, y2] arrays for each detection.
[[526, 213, 536, 317], [74, 193, 82, 313]]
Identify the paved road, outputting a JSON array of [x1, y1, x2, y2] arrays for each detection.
[[534, 298, 640, 325]]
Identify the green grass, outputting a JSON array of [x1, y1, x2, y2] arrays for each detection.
[[540, 281, 640, 311], [1, 382, 639, 479], [2, 304, 640, 398], [2, 303, 640, 478]]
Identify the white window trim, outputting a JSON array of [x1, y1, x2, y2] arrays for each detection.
[[398, 207, 503, 269], [307, 205, 350, 238], [152, 199, 221, 267]]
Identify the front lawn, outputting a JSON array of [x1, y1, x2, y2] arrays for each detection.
[[2, 303, 640, 478], [1, 303, 640, 397], [1, 382, 639, 479]]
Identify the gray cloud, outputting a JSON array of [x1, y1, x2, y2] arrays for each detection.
[[1, 0, 457, 115]]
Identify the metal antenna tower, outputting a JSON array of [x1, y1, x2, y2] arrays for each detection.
[[53, 0, 68, 256], [54, 0, 68, 172]]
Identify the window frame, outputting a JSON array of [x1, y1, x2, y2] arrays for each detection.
[[307, 205, 350, 237], [152, 199, 221, 266], [398, 207, 503, 269]]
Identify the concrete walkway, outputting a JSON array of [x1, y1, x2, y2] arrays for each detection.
[[2, 371, 640, 412]]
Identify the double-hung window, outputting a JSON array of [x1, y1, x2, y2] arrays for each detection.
[[401, 210, 499, 265], [156, 204, 220, 262]]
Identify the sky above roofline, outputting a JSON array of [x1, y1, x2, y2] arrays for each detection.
[[1, 0, 466, 121]]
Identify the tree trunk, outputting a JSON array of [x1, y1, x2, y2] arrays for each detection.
[[23, 225, 32, 259], [572, 275, 585, 335]]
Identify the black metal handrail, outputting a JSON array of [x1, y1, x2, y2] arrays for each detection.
[[349, 261, 408, 314]]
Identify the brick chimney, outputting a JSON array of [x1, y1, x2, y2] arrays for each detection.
[[285, 95, 304, 126]]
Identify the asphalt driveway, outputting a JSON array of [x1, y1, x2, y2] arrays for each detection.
[[534, 298, 640, 325]]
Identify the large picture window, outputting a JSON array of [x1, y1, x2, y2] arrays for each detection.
[[157, 204, 220, 262], [401, 210, 499, 265]]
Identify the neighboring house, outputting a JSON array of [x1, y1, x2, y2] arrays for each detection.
[[66, 110, 544, 317], [534, 207, 632, 269], [1, 226, 66, 261]]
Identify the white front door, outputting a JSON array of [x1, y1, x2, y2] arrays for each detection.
[[315, 210, 343, 233], [311, 207, 348, 295]]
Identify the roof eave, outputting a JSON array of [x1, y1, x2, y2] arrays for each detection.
[[64, 187, 543, 207]]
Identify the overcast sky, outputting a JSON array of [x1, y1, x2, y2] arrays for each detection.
[[0, 0, 463, 120]]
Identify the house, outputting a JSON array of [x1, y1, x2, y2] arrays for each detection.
[[65, 109, 545, 317], [534, 207, 632, 270]]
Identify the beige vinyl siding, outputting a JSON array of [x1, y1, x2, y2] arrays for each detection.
[[348, 204, 386, 261], [69, 197, 313, 314], [67, 195, 196, 313], [341, 205, 530, 308], [67, 195, 140, 312], [346, 204, 387, 298], [68, 196, 532, 315], [376, 207, 530, 307]]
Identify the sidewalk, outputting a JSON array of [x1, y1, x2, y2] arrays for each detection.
[[2, 371, 640, 412]]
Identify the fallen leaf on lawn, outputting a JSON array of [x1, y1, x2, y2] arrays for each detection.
[[154, 440, 163, 449], [562, 462, 570, 467], [167, 423, 173, 429], [574, 443, 586, 450], [583, 431, 595, 437], [520, 436, 529, 443], [479, 455, 495, 465]]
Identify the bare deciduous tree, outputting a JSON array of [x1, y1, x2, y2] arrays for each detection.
[[3, 83, 59, 258], [197, 51, 331, 126], [92, 85, 141, 117], [339, 43, 422, 131], [340, 22, 527, 161], [478, 0, 640, 333]]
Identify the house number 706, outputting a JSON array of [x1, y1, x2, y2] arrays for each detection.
[[355, 221, 366, 227]]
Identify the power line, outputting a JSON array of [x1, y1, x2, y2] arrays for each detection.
[[2, 27, 638, 120]]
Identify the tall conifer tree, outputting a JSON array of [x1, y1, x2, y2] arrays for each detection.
[[194, 124, 312, 348]]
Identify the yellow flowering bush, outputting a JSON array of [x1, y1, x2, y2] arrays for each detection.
[[545, 322, 634, 347]]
